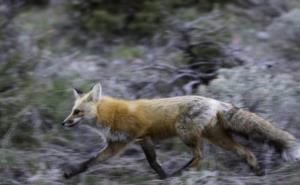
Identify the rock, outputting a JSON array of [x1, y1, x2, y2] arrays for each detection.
[[256, 31, 270, 40], [267, 9, 300, 59]]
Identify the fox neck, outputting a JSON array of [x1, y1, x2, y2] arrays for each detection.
[[95, 96, 138, 131], [95, 96, 122, 126], [95, 96, 135, 142]]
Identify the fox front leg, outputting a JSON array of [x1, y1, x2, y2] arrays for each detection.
[[63, 142, 128, 179], [139, 137, 168, 179]]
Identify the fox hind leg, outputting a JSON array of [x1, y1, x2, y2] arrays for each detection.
[[232, 143, 264, 176], [172, 139, 202, 176], [174, 118, 203, 175], [205, 127, 264, 176]]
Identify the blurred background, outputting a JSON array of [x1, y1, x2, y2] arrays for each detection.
[[1, 0, 300, 184]]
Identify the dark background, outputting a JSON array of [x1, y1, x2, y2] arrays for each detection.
[[1, 0, 300, 184]]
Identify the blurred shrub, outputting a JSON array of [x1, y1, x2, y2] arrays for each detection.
[[126, 12, 242, 97], [0, 0, 49, 24], [267, 9, 300, 59], [223, 0, 300, 26], [0, 22, 35, 135], [65, 0, 238, 41], [65, 0, 298, 42], [110, 45, 143, 59], [0, 59, 40, 148], [0, 37, 72, 149], [31, 77, 74, 124], [2, 0, 49, 7], [0, 66, 74, 148], [22, 0, 49, 6], [67, 0, 163, 38]]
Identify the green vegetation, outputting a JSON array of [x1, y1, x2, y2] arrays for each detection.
[[66, 0, 236, 41], [110, 45, 143, 59], [32, 78, 72, 122], [0, 150, 17, 166]]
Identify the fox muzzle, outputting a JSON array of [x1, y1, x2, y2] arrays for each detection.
[[62, 117, 82, 127]]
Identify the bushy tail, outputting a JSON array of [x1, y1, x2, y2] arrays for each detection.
[[218, 107, 300, 161]]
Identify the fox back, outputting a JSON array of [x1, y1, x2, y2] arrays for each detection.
[[94, 96, 232, 140]]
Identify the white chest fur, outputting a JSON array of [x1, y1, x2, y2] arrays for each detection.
[[98, 124, 132, 142]]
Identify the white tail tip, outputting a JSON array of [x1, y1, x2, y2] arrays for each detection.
[[282, 142, 300, 161]]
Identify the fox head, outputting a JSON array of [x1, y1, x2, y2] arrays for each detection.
[[62, 83, 102, 127]]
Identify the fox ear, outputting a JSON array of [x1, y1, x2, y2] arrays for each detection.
[[91, 82, 102, 101], [73, 88, 83, 99]]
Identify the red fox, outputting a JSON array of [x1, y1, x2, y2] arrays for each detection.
[[62, 83, 300, 179]]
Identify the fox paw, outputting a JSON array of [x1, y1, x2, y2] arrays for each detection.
[[63, 166, 75, 179], [62, 164, 81, 179], [63, 171, 72, 179], [253, 166, 265, 176], [158, 173, 168, 180], [255, 169, 265, 176]]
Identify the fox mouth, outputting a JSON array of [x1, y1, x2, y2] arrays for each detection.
[[63, 119, 82, 127], [64, 122, 79, 127]]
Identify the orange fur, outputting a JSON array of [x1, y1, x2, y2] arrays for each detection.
[[95, 96, 180, 139]]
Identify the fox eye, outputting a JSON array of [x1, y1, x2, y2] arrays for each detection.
[[73, 109, 81, 115]]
